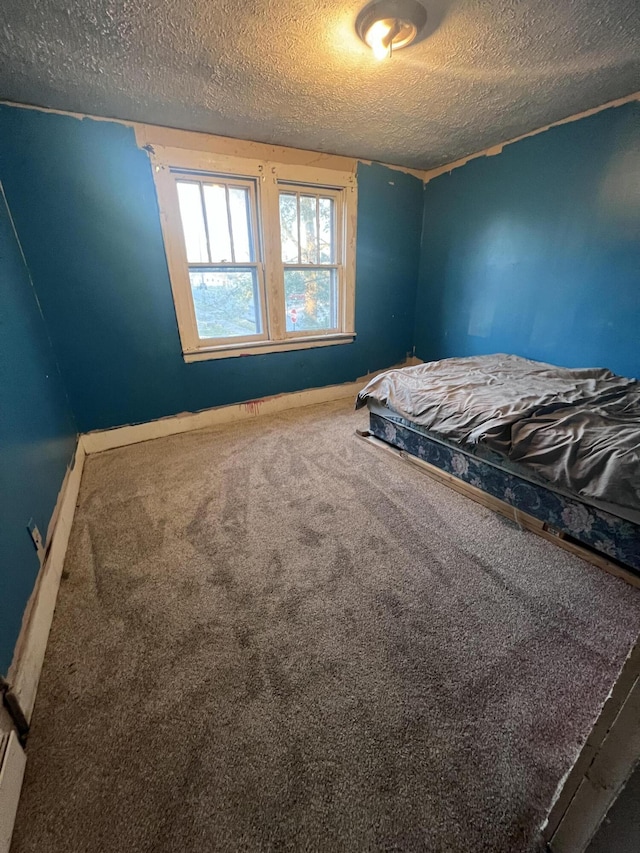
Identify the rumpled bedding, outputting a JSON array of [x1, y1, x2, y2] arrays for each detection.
[[509, 388, 640, 510], [356, 354, 640, 511]]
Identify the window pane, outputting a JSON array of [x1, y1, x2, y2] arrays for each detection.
[[189, 268, 261, 339], [284, 269, 337, 332], [176, 181, 209, 263], [319, 197, 334, 263], [279, 192, 299, 263], [228, 187, 253, 262], [299, 195, 318, 264], [203, 184, 232, 263]]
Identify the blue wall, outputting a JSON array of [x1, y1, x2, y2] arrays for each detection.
[[0, 185, 77, 675], [415, 102, 640, 379], [0, 106, 424, 433]]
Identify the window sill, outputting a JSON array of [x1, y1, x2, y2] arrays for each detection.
[[183, 333, 356, 362]]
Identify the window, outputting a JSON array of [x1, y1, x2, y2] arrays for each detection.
[[149, 146, 357, 361], [176, 176, 265, 343], [279, 187, 340, 334]]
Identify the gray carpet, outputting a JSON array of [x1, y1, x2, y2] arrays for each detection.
[[11, 400, 640, 853]]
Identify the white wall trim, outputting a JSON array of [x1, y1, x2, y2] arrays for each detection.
[[544, 638, 640, 852], [0, 99, 424, 179], [6, 441, 85, 724], [0, 441, 85, 853], [81, 360, 418, 455], [0, 93, 636, 188], [421, 90, 640, 183], [183, 334, 356, 362], [0, 730, 26, 853]]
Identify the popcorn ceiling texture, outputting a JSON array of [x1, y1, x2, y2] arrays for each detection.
[[0, 0, 639, 169]]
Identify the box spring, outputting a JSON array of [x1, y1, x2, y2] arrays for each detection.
[[369, 411, 640, 576]]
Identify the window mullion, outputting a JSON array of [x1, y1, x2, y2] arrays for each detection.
[[315, 195, 320, 265], [282, 264, 339, 270], [188, 262, 259, 270], [296, 193, 301, 264], [262, 173, 286, 340], [197, 182, 213, 263], [224, 184, 236, 263], [336, 192, 346, 330]]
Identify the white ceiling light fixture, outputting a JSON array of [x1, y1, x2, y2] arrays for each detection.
[[356, 0, 428, 61]]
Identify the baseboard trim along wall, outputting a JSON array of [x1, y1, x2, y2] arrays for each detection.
[[7, 440, 86, 724], [0, 440, 85, 853], [0, 730, 26, 853], [81, 359, 419, 455], [544, 639, 640, 852]]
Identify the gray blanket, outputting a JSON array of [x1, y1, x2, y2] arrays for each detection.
[[356, 354, 639, 511], [356, 354, 634, 446], [509, 389, 640, 510]]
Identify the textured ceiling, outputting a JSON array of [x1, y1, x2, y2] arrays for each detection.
[[0, 0, 638, 169]]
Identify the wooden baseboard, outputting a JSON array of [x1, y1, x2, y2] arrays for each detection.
[[0, 730, 26, 853], [81, 358, 421, 455], [544, 640, 640, 850], [0, 439, 85, 853], [7, 440, 86, 723], [358, 431, 640, 589]]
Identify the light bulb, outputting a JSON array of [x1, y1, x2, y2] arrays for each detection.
[[365, 20, 393, 60], [356, 1, 427, 61]]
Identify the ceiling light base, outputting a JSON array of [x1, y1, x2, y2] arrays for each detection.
[[356, 0, 427, 58]]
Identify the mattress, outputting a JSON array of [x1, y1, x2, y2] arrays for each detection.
[[358, 355, 640, 517]]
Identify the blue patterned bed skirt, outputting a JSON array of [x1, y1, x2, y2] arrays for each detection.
[[369, 412, 640, 575]]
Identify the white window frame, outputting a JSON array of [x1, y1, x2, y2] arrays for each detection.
[[149, 146, 357, 361], [173, 172, 268, 348]]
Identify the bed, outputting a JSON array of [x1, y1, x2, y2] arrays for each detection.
[[356, 354, 640, 579]]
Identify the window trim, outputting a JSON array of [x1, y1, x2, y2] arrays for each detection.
[[149, 145, 357, 360]]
